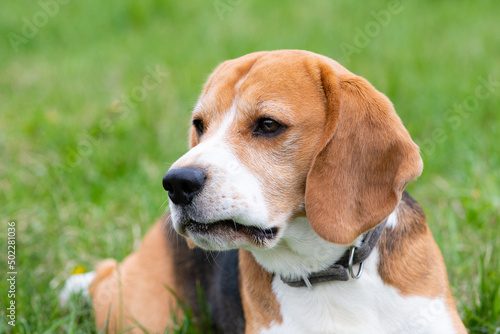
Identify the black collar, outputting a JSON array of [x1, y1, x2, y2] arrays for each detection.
[[280, 219, 388, 289]]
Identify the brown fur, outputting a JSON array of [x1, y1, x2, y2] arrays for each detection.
[[379, 194, 467, 333], [304, 59, 423, 246], [90, 219, 181, 333], [239, 250, 282, 333]]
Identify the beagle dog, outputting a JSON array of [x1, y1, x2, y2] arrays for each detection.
[[88, 50, 467, 333]]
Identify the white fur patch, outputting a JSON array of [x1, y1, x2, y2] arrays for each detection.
[[385, 210, 399, 229], [251, 217, 362, 279], [261, 249, 457, 334], [58, 271, 96, 306]]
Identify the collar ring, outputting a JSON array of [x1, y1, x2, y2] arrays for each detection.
[[348, 246, 364, 279]]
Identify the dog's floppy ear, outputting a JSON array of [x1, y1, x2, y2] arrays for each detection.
[[305, 61, 423, 245]]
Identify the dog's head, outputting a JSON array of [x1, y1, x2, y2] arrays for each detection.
[[163, 50, 422, 251]]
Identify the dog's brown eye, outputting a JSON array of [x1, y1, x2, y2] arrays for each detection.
[[255, 118, 284, 136], [193, 119, 204, 136]]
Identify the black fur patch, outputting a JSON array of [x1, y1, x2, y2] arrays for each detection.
[[168, 230, 245, 333]]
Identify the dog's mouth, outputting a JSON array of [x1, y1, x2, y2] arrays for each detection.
[[183, 219, 279, 243]]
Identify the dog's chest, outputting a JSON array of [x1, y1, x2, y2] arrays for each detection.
[[259, 252, 456, 334]]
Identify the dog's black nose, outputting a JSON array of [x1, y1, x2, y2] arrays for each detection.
[[162, 168, 206, 205]]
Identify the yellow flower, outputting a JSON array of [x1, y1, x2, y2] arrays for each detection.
[[71, 265, 87, 275]]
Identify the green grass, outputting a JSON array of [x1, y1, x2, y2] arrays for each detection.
[[1, 0, 499, 332]]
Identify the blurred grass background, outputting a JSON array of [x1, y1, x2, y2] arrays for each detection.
[[1, 0, 499, 332]]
